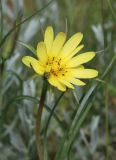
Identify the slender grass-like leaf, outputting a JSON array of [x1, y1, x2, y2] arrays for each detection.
[[5, 95, 63, 129], [55, 103, 92, 160], [107, 0, 116, 22], [43, 92, 65, 160], [72, 90, 80, 105], [0, 0, 3, 41], [0, 0, 54, 48], [55, 54, 116, 160], [17, 40, 36, 54], [6, 70, 23, 94], [0, 11, 22, 59]]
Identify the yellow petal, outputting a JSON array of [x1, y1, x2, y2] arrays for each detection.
[[37, 42, 48, 64], [48, 76, 66, 91], [22, 56, 37, 68], [59, 74, 85, 86], [60, 32, 83, 58], [52, 32, 66, 57], [78, 65, 84, 69], [22, 56, 44, 75], [58, 78, 74, 89], [31, 62, 44, 75], [67, 44, 84, 58], [67, 52, 95, 68], [68, 69, 98, 79], [69, 78, 86, 86], [62, 45, 84, 64], [44, 26, 54, 54]]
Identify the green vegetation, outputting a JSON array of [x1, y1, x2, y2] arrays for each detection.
[[0, 0, 116, 159]]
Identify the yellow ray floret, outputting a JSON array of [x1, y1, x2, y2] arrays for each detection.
[[22, 26, 98, 91]]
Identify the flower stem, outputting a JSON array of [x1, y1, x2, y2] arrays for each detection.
[[43, 92, 65, 159], [36, 79, 48, 160], [105, 85, 109, 160]]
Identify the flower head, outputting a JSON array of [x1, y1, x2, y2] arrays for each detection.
[[22, 26, 98, 91]]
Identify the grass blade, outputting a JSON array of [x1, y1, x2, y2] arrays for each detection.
[[55, 54, 116, 160], [0, 0, 54, 48], [0, 0, 3, 41], [17, 40, 36, 54], [4, 95, 63, 129], [43, 92, 65, 160], [107, 0, 116, 22]]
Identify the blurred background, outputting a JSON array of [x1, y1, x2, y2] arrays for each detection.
[[0, 0, 116, 160]]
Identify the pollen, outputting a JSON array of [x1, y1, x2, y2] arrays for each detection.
[[45, 56, 65, 78]]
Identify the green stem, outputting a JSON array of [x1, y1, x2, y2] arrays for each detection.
[[43, 92, 65, 160], [0, 0, 3, 42], [45, 92, 65, 135], [107, 0, 116, 22], [105, 85, 109, 160], [36, 80, 48, 160], [101, 0, 107, 48]]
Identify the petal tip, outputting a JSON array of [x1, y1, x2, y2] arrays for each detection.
[[90, 70, 99, 78], [95, 70, 99, 77], [76, 32, 83, 39], [46, 26, 53, 32], [59, 32, 66, 37], [92, 51, 96, 56], [22, 56, 31, 67]]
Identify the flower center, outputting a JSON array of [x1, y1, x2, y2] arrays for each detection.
[[45, 57, 66, 77]]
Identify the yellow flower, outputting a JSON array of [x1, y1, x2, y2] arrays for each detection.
[[22, 26, 98, 91]]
